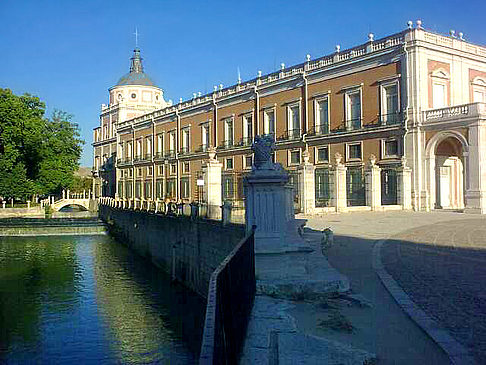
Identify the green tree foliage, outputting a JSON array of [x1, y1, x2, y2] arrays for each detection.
[[0, 89, 84, 200]]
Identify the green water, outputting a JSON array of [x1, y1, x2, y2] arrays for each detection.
[[0, 234, 205, 364]]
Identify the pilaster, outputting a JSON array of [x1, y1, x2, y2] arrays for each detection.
[[331, 153, 347, 212], [202, 148, 223, 219], [298, 150, 315, 214], [365, 155, 381, 211], [397, 158, 413, 210], [465, 122, 486, 214]]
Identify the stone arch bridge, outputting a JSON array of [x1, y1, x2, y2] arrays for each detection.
[[51, 198, 94, 212]]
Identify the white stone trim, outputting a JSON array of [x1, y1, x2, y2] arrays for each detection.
[[346, 141, 363, 162]]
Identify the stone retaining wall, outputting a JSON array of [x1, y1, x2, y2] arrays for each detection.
[[99, 205, 245, 298]]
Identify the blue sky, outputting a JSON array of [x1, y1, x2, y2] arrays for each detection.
[[1, 0, 485, 166]]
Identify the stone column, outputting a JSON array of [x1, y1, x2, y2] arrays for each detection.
[[365, 154, 381, 211], [331, 153, 347, 212], [397, 157, 413, 210], [2, 201, 5, 209], [202, 148, 222, 220], [298, 149, 315, 214], [27, 201, 31, 209]]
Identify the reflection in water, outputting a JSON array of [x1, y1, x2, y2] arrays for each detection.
[[0, 235, 205, 364]]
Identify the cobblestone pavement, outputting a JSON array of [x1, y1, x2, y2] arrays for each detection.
[[381, 218, 486, 363], [299, 211, 486, 364]]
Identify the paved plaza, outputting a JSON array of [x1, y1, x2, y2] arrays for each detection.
[[298, 210, 486, 364]]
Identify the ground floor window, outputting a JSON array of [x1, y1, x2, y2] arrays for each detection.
[[125, 181, 133, 199], [346, 167, 365, 206], [381, 168, 398, 205], [315, 168, 332, 207], [222, 173, 235, 201], [166, 178, 176, 200], [118, 181, 124, 198], [288, 171, 300, 205], [156, 179, 163, 199], [144, 180, 152, 199], [180, 177, 190, 199], [135, 181, 142, 199]]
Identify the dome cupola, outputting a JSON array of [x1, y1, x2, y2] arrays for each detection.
[[116, 48, 156, 87]]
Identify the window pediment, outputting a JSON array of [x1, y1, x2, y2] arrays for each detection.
[[430, 69, 449, 80]]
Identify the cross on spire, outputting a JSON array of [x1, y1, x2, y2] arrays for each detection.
[[134, 27, 139, 48]]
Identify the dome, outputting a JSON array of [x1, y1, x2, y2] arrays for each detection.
[[116, 71, 155, 86], [115, 48, 157, 87]]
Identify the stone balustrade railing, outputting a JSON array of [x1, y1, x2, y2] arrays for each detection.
[[116, 33, 404, 131], [423, 102, 486, 123]]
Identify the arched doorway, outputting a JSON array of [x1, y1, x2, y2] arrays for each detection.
[[425, 131, 469, 211], [435, 138, 463, 209]]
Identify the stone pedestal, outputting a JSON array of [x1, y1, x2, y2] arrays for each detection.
[[202, 148, 222, 220], [397, 159, 413, 210], [244, 135, 310, 253], [298, 150, 315, 214], [331, 153, 347, 212], [244, 166, 292, 253], [365, 155, 381, 211]]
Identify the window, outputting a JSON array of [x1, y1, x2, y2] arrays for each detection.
[[156, 179, 163, 198], [180, 177, 190, 199], [316, 146, 329, 163], [472, 77, 486, 103], [127, 142, 132, 158], [224, 118, 234, 147], [225, 157, 234, 170], [147, 166, 153, 176], [168, 131, 176, 156], [125, 181, 133, 199], [315, 168, 331, 207], [347, 142, 362, 161], [201, 124, 210, 150], [170, 163, 176, 175], [222, 174, 235, 201], [183, 162, 190, 173], [135, 181, 141, 198], [129, 168, 133, 177], [381, 83, 399, 124], [315, 97, 329, 134], [289, 150, 301, 165], [432, 82, 446, 108], [383, 139, 399, 158], [166, 178, 176, 199], [157, 165, 164, 176], [157, 134, 163, 156], [137, 168, 142, 177], [264, 109, 275, 137], [131, 93, 137, 99], [345, 90, 361, 130], [347, 167, 366, 206], [181, 127, 190, 154], [242, 114, 253, 146], [144, 181, 152, 199], [136, 139, 142, 158], [145, 137, 152, 158], [287, 104, 301, 139], [244, 155, 253, 169], [430, 69, 449, 109]]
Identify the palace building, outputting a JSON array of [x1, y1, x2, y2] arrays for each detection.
[[92, 21, 486, 214]]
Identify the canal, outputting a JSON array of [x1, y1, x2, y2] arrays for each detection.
[[0, 234, 206, 364]]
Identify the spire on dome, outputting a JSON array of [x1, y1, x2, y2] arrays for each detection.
[[130, 48, 144, 73]]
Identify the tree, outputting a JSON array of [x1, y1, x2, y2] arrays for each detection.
[[36, 110, 84, 195], [0, 89, 84, 200]]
